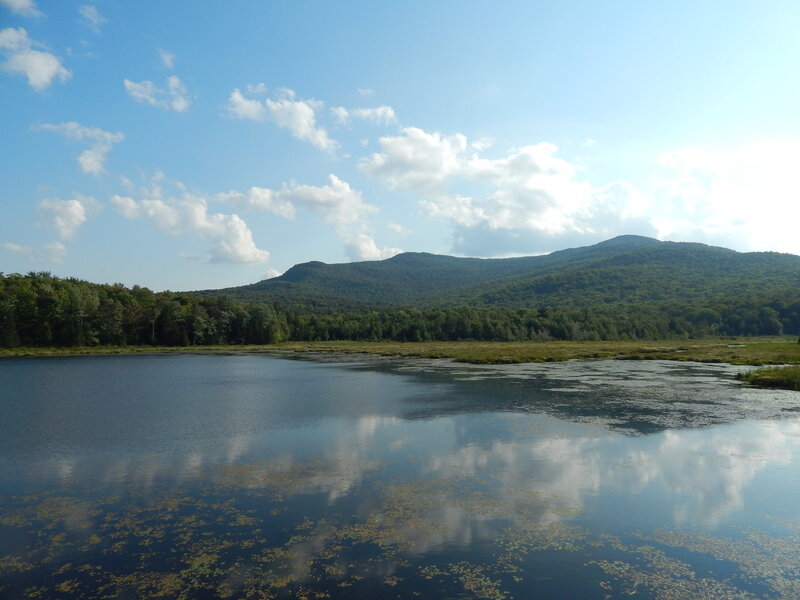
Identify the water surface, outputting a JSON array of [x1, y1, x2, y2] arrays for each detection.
[[1, 354, 800, 599]]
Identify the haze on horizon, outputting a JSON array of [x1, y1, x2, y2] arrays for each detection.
[[2, 0, 800, 291]]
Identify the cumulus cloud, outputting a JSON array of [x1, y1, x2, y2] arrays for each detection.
[[223, 175, 373, 224], [0, 27, 70, 90], [110, 194, 180, 233], [36, 121, 124, 174], [225, 86, 338, 152], [361, 127, 467, 193], [363, 127, 597, 237], [331, 105, 397, 126], [378, 131, 800, 257], [0, 0, 41, 17], [225, 88, 267, 121], [219, 174, 399, 261], [649, 140, 800, 254], [245, 82, 267, 95], [342, 232, 401, 261], [360, 126, 683, 256], [124, 75, 190, 112], [110, 174, 269, 264], [388, 222, 410, 235], [79, 4, 106, 33], [216, 186, 295, 219], [38, 194, 99, 239], [183, 199, 269, 264], [2, 240, 66, 263], [158, 48, 175, 69]]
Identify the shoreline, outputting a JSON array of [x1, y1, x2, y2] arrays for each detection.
[[2, 337, 799, 366]]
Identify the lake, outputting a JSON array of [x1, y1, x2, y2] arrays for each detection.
[[2, 353, 800, 599]]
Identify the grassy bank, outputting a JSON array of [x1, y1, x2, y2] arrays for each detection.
[[2, 337, 799, 366], [277, 338, 800, 365], [0, 345, 277, 358], [737, 365, 800, 390]]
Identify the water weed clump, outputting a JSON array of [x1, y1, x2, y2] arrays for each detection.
[[737, 366, 800, 390], [4, 462, 800, 599]]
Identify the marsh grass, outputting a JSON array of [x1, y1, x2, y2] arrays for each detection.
[[276, 338, 800, 366], [5, 469, 800, 599], [737, 365, 800, 390], [2, 337, 800, 366]]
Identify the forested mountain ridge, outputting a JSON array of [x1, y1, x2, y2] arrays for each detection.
[[3, 234, 800, 347], [202, 235, 800, 311]]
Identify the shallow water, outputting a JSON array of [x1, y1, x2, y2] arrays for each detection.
[[1, 354, 800, 599]]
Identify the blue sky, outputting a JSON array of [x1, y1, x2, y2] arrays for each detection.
[[2, 1, 800, 291]]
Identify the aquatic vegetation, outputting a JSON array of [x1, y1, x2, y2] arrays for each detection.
[[4, 354, 800, 599], [737, 365, 800, 390], [0, 465, 583, 598], [5, 337, 800, 367], [3, 458, 800, 599]]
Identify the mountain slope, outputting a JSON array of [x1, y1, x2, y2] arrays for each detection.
[[199, 236, 800, 310]]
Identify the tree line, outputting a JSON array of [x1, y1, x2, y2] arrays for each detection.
[[0, 272, 289, 347], [2, 272, 799, 348]]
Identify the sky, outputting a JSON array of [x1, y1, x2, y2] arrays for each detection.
[[2, 1, 800, 291]]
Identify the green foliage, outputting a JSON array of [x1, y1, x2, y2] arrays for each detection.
[[2, 235, 800, 349], [202, 236, 800, 312], [737, 365, 800, 390], [0, 272, 288, 348]]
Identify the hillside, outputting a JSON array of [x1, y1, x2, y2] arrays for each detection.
[[199, 236, 800, 311], [4, 235, 800, 349]]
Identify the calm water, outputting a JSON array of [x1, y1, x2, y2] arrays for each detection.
[[2, 353, 800, 599]]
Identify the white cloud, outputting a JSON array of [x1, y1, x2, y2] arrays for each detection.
[[275, 174, 374, 225], [266, 89, 336, 151], [330, 106, 349, 125], [219, 174, 398, 261], [221, 174, 375, 226], [0, 27, 70, 90], [2, 240, 66, 263], [246, 82, 267, 95], [158, 48, 175, 69], [342, 232, 401, 261], [331, 105, 397, 126], [362, 127, 600, 238], [2, 242, 25, 252], [225, 88, 267, 121], [0, 0, 41, 17], [110, 195, 181, 233], [38, 194, 99, 239], [649, 140, 800, 254], [357, 88, 374, 96], [110, 175, 269, 264], [181, 198, 269, 264], [124, 75, 190, 112], [352, 106, 397, 125], [216, 186, 295, 219], [388, 222, 410, 235], [371, 131, 800, 257], [361, 127, 467, 193], [79, 4, 106, 33], [225, 86, 338, 152], [36, 121, 124, 174], [470, 137, 495, 152]]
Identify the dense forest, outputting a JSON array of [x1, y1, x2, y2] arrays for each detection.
[[2, 271, 799, 348], [209, 236, 800, 311], [4, 237, 800, 348]]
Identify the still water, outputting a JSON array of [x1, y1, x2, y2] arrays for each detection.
[[1, 353, 800, 599]]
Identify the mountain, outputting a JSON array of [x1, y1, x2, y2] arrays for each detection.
[[197, 236, 800, 311]]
